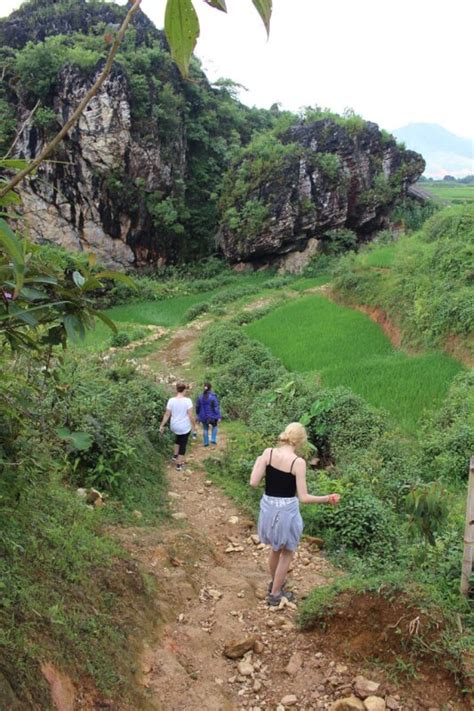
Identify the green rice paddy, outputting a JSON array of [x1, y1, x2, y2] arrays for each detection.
[[419, 182, 474, 205], [76, 291, 218, 350], [246, 294, 463, 433]]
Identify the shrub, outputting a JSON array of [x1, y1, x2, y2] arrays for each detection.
[[185, 302, 210, 321], [262, 275, 293, 289], [419, 370, 474, 481], [323, 228, 358, 255], [304, 489, 398, 555], [301, 387, 386, 462], [199, 323, 247, 365], [110, 332, 131, 348]]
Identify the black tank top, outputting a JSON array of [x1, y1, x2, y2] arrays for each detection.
[[264, 449, 300, 498]]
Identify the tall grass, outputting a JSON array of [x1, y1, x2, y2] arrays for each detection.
[[246, 295, 463, 434], [363, 244, 398, 268]]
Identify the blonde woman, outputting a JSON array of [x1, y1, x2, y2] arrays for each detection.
[[250, 422, 340, 606]]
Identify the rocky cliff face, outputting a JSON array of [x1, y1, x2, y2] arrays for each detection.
[[15, 63, 185, 268], [218, 120, 425, 267], [1, 0, 273, 268], [2, 2, 425, 269]]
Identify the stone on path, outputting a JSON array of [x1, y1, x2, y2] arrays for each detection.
[[171, 512, 187, 520], [280, 695, 298, 707], [364, 697, 386, 711], [385, 697, 401, 710], [223, 636, 256, 659], [285, 651, 303, 675], [353, 676, 381, 699], [331, 696, 365, 711], [237, 659, 253, 676]]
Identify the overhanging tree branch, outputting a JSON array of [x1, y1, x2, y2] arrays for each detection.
[[0, 0, 142, 200]]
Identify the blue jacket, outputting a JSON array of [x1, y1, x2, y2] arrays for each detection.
[[196, 392, 221, 424]]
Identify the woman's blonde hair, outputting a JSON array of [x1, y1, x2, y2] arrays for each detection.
[[278, 422, 307, 449]]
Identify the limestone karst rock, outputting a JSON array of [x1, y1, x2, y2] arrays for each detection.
[[218, 120, 424, 267]]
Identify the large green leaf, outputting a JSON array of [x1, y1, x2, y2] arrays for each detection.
[[0, 159, 29, 170], [19, 286, 47, 301], [56, 427, 93, 452], [72, 270, 86, 288], [93, 310, 118, 333], [63, 314, 86, 342], [251, 0, 272, 35], [8, 303, 39, 327], [165, 0, 200, 77], [203, 0, 227, 10], [95, 271, 136, 288]]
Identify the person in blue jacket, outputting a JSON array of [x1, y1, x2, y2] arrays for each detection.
[[196, 382, 221, 447]]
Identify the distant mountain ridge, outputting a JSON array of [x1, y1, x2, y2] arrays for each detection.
[[393, 123, 473, 178]]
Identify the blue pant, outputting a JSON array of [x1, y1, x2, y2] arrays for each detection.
[[202, 421, 218, 445]]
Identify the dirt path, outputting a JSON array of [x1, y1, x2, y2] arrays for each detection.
[[116, 324, 470, 711], [132, 443, 340, 711]]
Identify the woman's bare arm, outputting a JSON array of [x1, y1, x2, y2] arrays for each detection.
[[250, 448, 270, 487], [295, 461, 340, 504]]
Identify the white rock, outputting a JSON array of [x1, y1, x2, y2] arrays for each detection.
[[281, 695, 298, 707], [353, 676, 380, 699], [285, 652, 303, 675], [228, 515, 240, 524], [237, 660, 254, 676], [171, 512, 187, 520], [363, 698, 386, 711]]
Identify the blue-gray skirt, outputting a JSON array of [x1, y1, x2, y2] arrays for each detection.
[[257, 494, 303, 552]]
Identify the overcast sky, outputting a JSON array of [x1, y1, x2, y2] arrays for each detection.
[[3, 0, 473, 139]]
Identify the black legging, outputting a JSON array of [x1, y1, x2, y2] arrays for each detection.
[[175, 431, 190, 455]]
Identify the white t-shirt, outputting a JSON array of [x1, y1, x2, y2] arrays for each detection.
[[166, 396, 193, 435]]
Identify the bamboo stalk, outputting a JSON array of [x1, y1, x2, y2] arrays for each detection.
[[460, 456, 474, 597], [0, 0, 141, 200]]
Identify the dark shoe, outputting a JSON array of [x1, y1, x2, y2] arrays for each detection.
[[176, 463, 184, 471], [203, 443, 209, 447], [211, 441, 217, 446], [267, 592, 283, 607], [267, 580, 294, 601], [171, 455, 178, 462]]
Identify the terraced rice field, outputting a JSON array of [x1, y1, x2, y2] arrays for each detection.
[[246, 294, 463, 434]]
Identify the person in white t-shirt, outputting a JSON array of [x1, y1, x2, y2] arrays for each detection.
[[159, 382, 196, 471]]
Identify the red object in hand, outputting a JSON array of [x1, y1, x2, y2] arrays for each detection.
[[329, 493, 340, 505]]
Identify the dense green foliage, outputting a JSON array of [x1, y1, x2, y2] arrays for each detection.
[[0, 350, 169, 705], [333, 204, 474, 348]]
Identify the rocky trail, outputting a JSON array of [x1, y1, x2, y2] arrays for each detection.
[[113, 439, 469, 711], [107, 322, 472, 711]]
